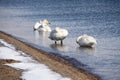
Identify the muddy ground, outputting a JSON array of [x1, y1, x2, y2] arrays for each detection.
[[0, 59, 23, 80]]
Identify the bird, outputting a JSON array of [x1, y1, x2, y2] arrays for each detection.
[[76, 34, 97, 47], [33, 19, 51, 32], [49, 27, 68, 45]]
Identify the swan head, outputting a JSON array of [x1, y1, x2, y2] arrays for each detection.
[[43, 19, 51, 24]]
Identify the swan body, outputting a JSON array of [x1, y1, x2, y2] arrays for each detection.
[[49, 27, 68, 44], [76, 34, 97, 47], [33, 19, 51, 32]]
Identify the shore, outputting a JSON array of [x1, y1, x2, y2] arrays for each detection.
[[0, 31, 100, 80], [0, 59, 23, 80]]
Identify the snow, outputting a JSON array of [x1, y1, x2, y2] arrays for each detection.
[[0, 39, 15, 49], [0, 39, 71, 80]]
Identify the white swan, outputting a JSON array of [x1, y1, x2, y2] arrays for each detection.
[[49, 27, 68, 45], [76, 34, 97, 47], [33, 19, 51, 32]]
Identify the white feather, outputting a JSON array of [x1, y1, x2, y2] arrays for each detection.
[[33, 19, 51, 32], [76, 34, 97, 47], [49, 27, 68, 43]]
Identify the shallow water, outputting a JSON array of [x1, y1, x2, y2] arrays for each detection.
[[0, 0, 120, 80]]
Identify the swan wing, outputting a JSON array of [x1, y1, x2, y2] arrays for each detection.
[[34, 22, 42, 29]]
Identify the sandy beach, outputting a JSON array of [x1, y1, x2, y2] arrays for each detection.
[[0, 35, 72, 80]]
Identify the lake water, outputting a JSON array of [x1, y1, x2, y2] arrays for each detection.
[[0, 0, 120, 80]]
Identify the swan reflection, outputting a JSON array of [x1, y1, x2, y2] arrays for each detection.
[[34, 30, 49, 45], [50, 44, 69, 52], [76, 46, 95, 53]]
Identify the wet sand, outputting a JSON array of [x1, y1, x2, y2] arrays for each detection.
[[0, 59, 23, 80], [0, 31, 100, 80]]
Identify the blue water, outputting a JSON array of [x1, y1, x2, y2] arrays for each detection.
[[0, 0, 120, 80]]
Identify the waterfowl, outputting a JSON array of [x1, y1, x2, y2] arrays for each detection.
[[49, 27, 68, 45], [33, 19, 51, 32], [76, 34, 97, 47]]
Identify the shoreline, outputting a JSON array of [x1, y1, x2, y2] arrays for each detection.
[[0, 31, 101, 80]]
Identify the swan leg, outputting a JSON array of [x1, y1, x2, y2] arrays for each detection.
[[61, 40, 63, 45], [55, 41, 57, 44], [33, 28, 37, 31]]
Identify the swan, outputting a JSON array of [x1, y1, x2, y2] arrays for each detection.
[[33, 19, 51, 32], [76, 34, 97, 47], [49, 27, 68, 45]]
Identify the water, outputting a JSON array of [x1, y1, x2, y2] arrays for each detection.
[[0, 0, 120, 80]]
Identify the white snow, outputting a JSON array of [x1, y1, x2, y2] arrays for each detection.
[[0, 39, 71, 80], [0, 39, 15, 49]]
